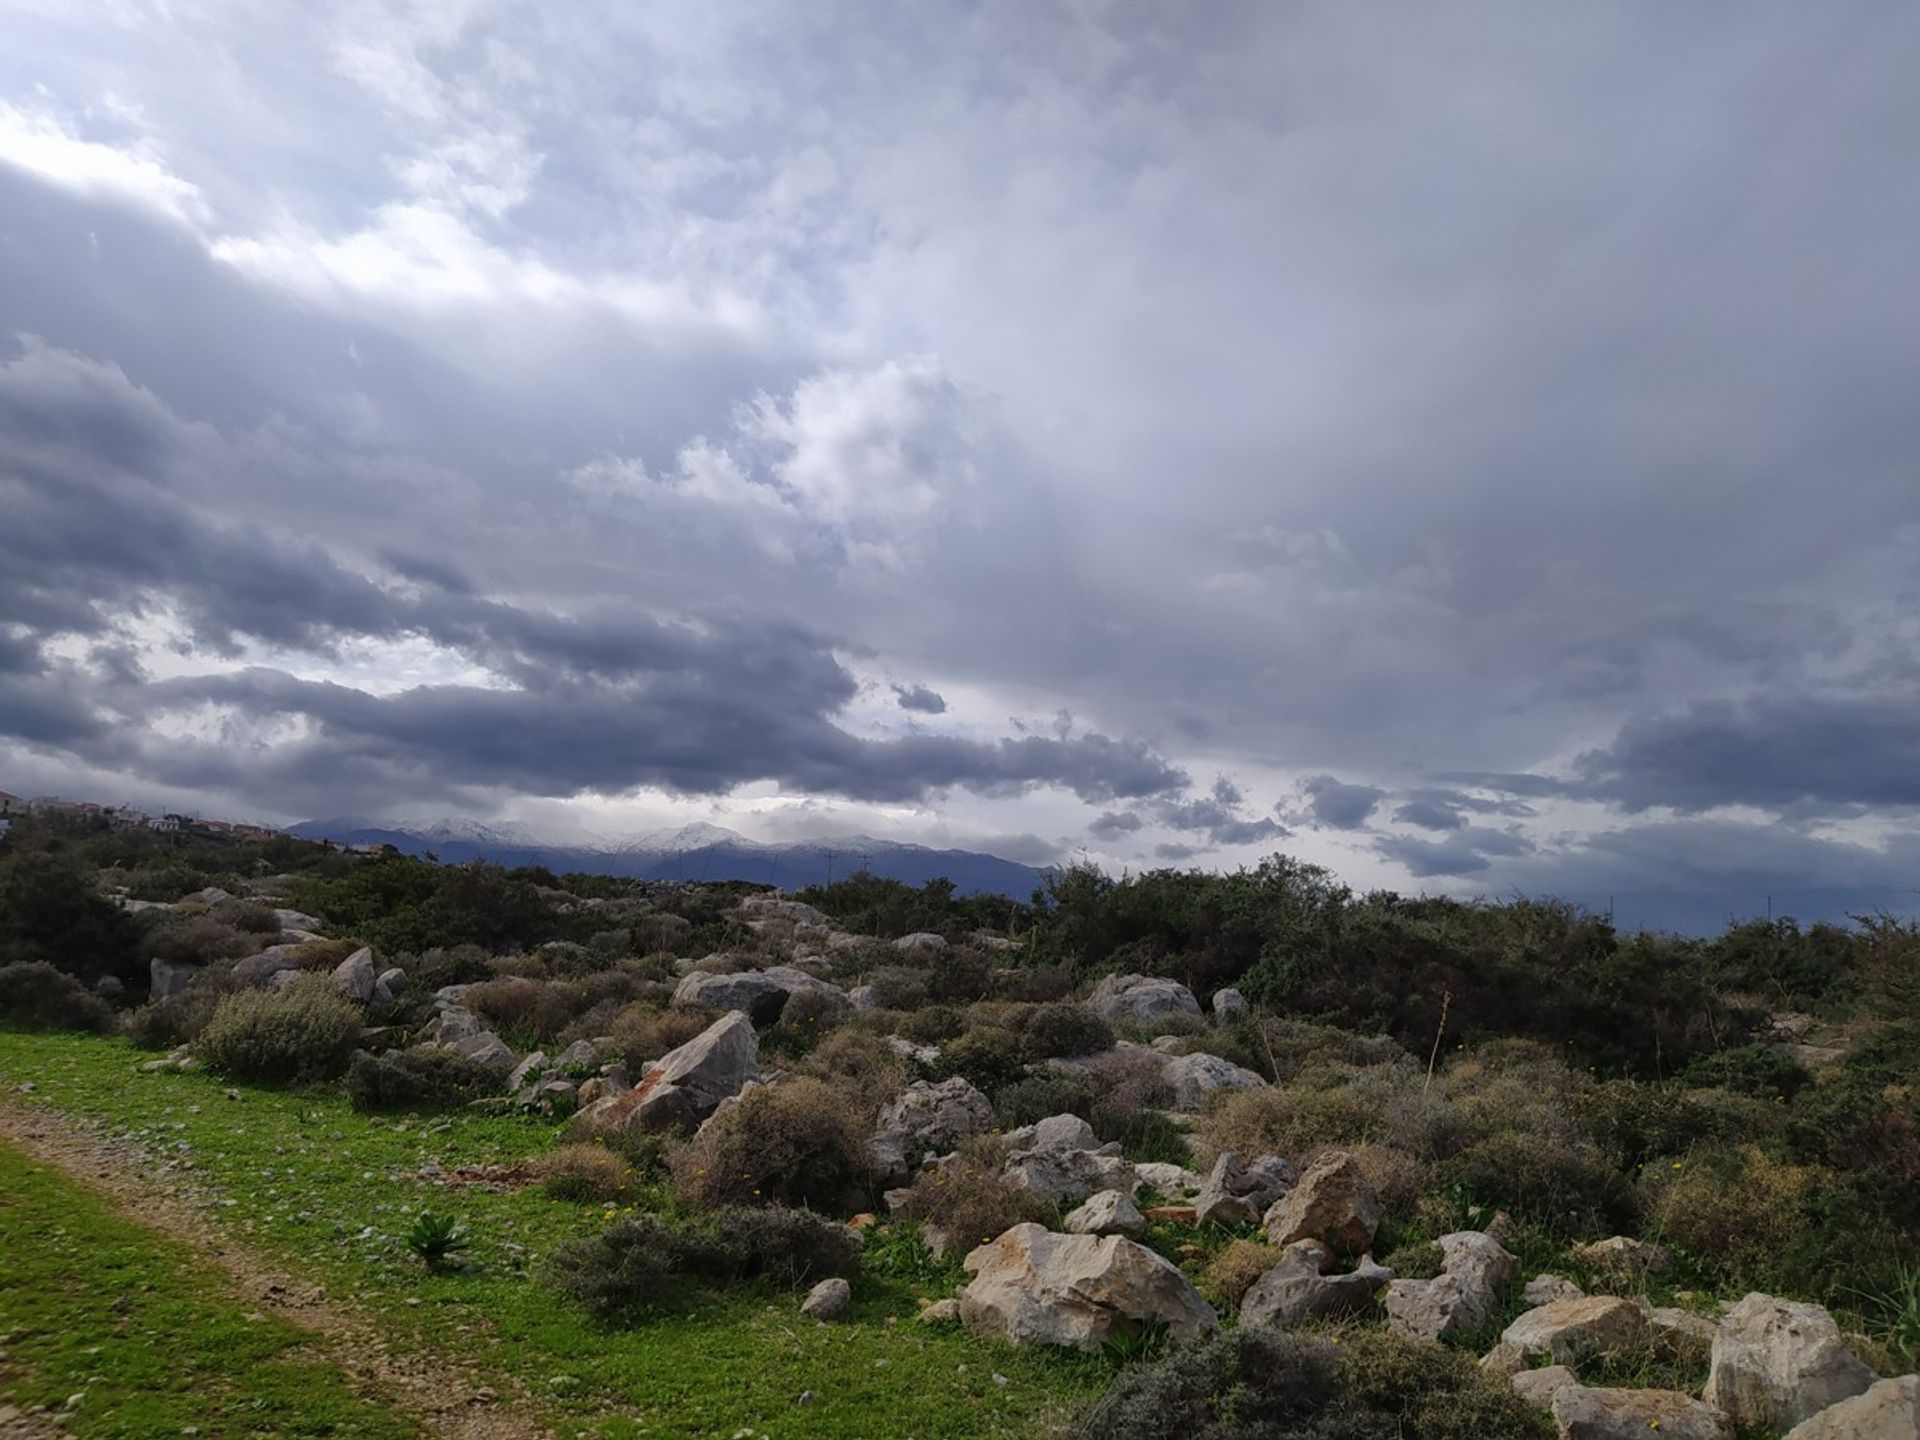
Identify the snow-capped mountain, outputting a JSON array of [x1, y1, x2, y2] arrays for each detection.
[[284, 816, 1050, 898]]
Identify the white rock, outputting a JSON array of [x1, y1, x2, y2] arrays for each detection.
[[959, 1223, 1217, 1350], [589, 1011, 759, 1134], [329, 947, 378, 1004], [1086, 974, 1203, 1029], [800, 1277, 852, 1321], [1163, 1052, 1266, 1111], [1551, 1384, 1733, 1440], [1211, 987, 1249, 1024], [1503, 1297, 1648, 1366], [1064, 1189, 1147, 1237], [870, 1077, 993, 1184], [1783, 1374, 1920, 1440], [1704, 1293, 1877, 1434], [1240, 1240, 1392, 1328]]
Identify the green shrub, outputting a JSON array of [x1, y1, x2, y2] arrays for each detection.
[[1434, 1130, 1630, 1239], [345, 1045, 494, 1110], [0, 960, 114, 1032], [142, 915, 255, 967], [1072, 1325, 1549, 1440], [545, 1205, 859, 1323], [933, 1026, 1028, 1097], [196, 975, 361, 1083], [995, 1072, 1097, 1130], [1681, 1043, 1812, 1099], [210, 900, 284, 936], [894, 1137, 1045, 1256], [669, 1076, 870, 1212], [1202, 1239, 1284, 1306], [1015, 1003, 1114, 1060]]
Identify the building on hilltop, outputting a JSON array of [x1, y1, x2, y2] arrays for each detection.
[[0, 791, 23, 817]]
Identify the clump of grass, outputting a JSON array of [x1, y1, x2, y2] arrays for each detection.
[[535, 1142, 634, 1203]]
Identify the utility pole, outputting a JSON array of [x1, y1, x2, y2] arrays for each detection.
[[824, 848, 840, 887]]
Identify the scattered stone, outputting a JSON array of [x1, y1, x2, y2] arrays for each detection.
[[1262, 1149, 1378, 1257], [1502, 1296, 1649, 1366], [671, 969, 792, 1023], [1002, 1113, 1098, 1154], [447, 1031, 518, 1080], [1163, 1052, 1267, 1111], [1524, 1274, 1585, 1306], [231, 951, 304, 987], [1086, 974, 1204, 1029], [1065, 1190, 1147, 1237], [919, 1298, 961, 1324], [800, 1277, 852, 1321], [1480, 1342, 1527, 1378], [1195, 1151, 1294, 1227], [1385, 1231, 1518, 1341], [958, 1222, 1218, 1350], [1573, 1235, 1673, 1282], [329, 947, 378, 1004], [1240, 1239, 1392, 1329], [1132, 1161, 1202, 1195], [1211, 987, 1249, 1024], [870, 1077, 994, 1184], [376, 967, 408, 996], [506, 1051, 549, 1093], [1704, 1293, 1876, 1434], [1783, 1374, 1920, 1439], [892, 932, 948, 956], [588, 1011, 759, 1134], [1510, 1364, 1580, 1408], [1004, 1144, 1139, 1208], [1550, 1384, 1733, 1440]]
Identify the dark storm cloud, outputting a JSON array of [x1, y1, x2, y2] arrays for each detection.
[[1391, 787, 1538, 831], [1088, 811, 1144, 839], [1573, 692, 1920, 814], [1151, 791, 1290, 849], [892, 683, 948, 715], [1375, 826, 1535, 879], [1296, 776, 1385, 831]]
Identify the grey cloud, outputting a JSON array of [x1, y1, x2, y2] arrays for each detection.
[[892, 683, 948, 714], [1297, 776, 1385, 830], [1392, 799, 1466, 832], [1391, 786, 1538, 831], [1088, 810, 1144, 839], [1375, 825, 1535, 878]]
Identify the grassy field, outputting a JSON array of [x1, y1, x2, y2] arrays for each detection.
[[0, 1029, 1109, 1439], [0, 1140, 419, 1439]]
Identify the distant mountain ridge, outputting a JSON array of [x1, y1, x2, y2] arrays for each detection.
[[284, 816, 1051, 898]]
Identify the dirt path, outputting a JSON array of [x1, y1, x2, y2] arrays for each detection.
[[0, 1102, 554, 1440]]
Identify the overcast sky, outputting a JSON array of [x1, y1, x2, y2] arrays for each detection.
[[3, 2, 1917, 931]]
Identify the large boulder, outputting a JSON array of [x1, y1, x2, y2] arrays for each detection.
[[1262, 1149, 1378, 1257], [1784, 1374, 1920, 1440], [230, 949, 305, 987], [1002, 1113, 1099, 1154], [893, 932, 948, 956], [447, 1030, 517, 1080], [671, 969, 792, 1023], [1239, 1239, 1392, 1329], [1502, 1296, 1648, 1366], [590, 1012, 759, 1134], [959, 1223, 1218, 1350], [1551, 1385, 1733, 1440], [1704, 1293, 1876, 1434], [1087, 974, 1204, 1030], [1385, 1231, 1518, 1341], [1064, 1189, 1147, 1238], [869, 1077, 993, 1184], [1163, 1052, 1267, 1111], [329, 947, 378, 1004]]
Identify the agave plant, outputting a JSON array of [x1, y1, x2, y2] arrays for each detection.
[[405, 1210, 471, 1271]]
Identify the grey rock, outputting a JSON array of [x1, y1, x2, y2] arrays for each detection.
[[329, 947, 378, 1004], [1262, 1149, 1379, 1257], [1163, 1052, 1267, 1111], [959, 1223, 1217, 1350], [800, 1277, 852, 1321], [376, 967, 408, 995], [1503, 1296, 1648, 1366], [1002, 1113, 1098, 1154], [231, 950, 304, 987], [1004, 1146, 1138, 1207], [1783, 1374, 1920, 1440], [1240, 1239, 1392, 1328], [1086, 974, 1204, 1029], [506, 1051, 549, 1093], [448, 1030, 518, 1080], [870, 1077, 993, 1184], [1524, 1274, 1585, 1306], [1510, 1364, 1580, 1408], [1384, 1231, 1518, 1341], [1551, 1385, 1734, 1439], [1064, 1189, 1147, 1237], [1705, 1293, 1876, 1434], [892, 932, 949, 956], [150, 957, 197, 1001], [1211, 987, 1249, 1024], [589, 1011, 759, 1134]]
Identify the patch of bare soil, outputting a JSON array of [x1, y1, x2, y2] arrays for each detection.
[[0, 1102, 554, 1440]]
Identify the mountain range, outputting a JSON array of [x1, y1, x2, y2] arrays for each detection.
[[284, 816, 1051, 898]]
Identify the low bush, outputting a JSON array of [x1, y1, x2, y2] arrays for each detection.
[[798, 1029, 908, 1123], [211, 900, 284, 936], [669, 1076, 870, 1212], [892, 1137, 1045, 1256], [925, 947, 993, 1004], [863, 966, 931, 1011], [994, 1071, 1097, 1130], [344, 1045, 495, 1110], [1072, 1325, 1549, 1440], [1434, 1130, 1630, 1240], [535, 1142, 633, 1202], [545, 1204, 859, 1322], [611, 1004, 718, 1071], [196, 975, 361, 1083], [1014, 1003, 1114, 1060], [932, 1026, 1028, 1097], [1680, 1043, 1812, 1099], [1202, 1238, 1283, 1306], [0, 960, 114, 1032], [142, 915, 256, 967], [891, 1004, 966, 1044]]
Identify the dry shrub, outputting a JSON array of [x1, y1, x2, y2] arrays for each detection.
[[143, 915, 255, 967], [1014, 1002, 1115, 1060], [894, 1136, 1046, 1256], [210, 900, 283, 935], [890, 1004, 965, 1044], [536, 1142, 634, 1202], [1434, 1130, 1629, 1240], [1643, 1144, 1824, 1282], [467, 975, 545, 1032], [1253, 1019, 1411, 1082], [800, 1029, 908, 1124], [1347, 1141, 1432, 1219], [669, 1077, 870, 1213], [1204, 1238, 1284, 1306], [197, 975, 360, 1083], [611, 1003, 717, 1070], [1195, 1068, 1387, 1167], [991, 964, 1074, 1004]]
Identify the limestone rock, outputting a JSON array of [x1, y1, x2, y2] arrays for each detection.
[[1163, 1052, 1266, 1111], [1212, 987, 1249, 1024], [800, 1277, 852, 1321], [670, 969, 791, 1023], [1704, 1293, 1876, 1434], [869, 1077, 993, 1184], [1510, 1365, 1579, 1408], [918, 1298, 961, 1324], [150, 957, 196, 1001], [231, 950, 304, 987], [1195, 1151, 1294, 1227], [506, 1051, 548, 1093], [735, 895, 834, 928], [1525, 1274, 1585, 1306], [1240, 1239, 1392, 1329], [1481, 1342, 1527, 1378], [1384, 1231, 1518, 1341], [1133, 1162, 1203, 1195], [1551, 1385, 1733, 1440], [1783, 1374, 1920, 1440], [959, 1223, 1218, 1350], [329, 947, 378, 1004], [448, 1030, 517, 1080], [590, 1012, 759, 1134], [1086, 974, 1204, 1030], [1065, 1189, 1147, 1238], [893, 932, 949, 956], [1262, 1149, 1378, 1257], [1002, 1113, 1098, 1154], [1004, 1145, 1138, 1207], [1573, 1235, 1673, 1282], [552, 1039, 598, 1072], [1502, 1296, 1648, 1366]]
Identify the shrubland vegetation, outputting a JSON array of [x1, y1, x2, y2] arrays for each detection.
[[2, 806, 1917, 1435]]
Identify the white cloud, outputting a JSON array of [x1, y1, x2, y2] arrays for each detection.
[[0, 99, 208, 228]]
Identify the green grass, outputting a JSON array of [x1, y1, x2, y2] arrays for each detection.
[[0, 1030, 1110, 1438], [0, 1139, 417, 1439]]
